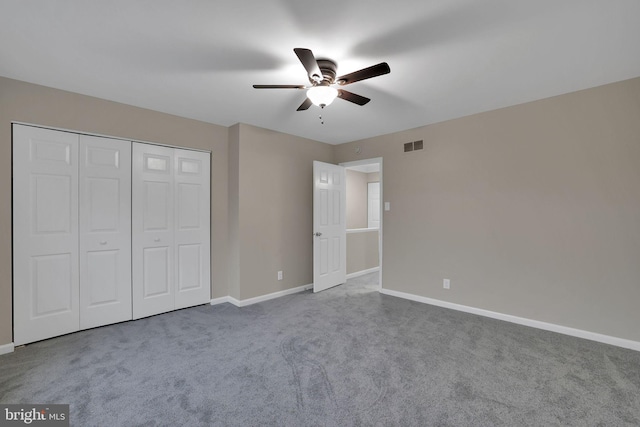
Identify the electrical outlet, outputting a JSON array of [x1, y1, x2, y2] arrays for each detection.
[[443, 279, 450, 289], [277, 271, 283, 281]]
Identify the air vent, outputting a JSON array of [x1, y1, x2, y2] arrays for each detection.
[[403, 140, 424, 153]]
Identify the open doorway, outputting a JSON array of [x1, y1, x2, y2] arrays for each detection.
[[340, 158, 383, 290]]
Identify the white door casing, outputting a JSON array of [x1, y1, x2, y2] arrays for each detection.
[[313, 161, 346, 292], [13, 125, 80, 345], [132, 143, 175, 319], [174, 149, 211, 309], [79, 135, 132, 329]]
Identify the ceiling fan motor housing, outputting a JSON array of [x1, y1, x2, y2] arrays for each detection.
[[313, 59, 337, 85]]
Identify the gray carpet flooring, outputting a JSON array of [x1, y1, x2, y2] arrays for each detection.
[[1, 272, 640, 426]]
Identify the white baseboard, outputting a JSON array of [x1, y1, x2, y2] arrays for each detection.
[[380, 288, 640, 352], [211, 284, 313, 308], [210, 296, 230, 306], [346, 267, 380, 280], [0, 342, 15, 355]]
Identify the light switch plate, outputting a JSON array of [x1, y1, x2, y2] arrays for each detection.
[[384, 202, 390, 211]]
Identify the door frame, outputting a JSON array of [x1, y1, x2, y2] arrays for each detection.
[[339, 157, 383, 291]]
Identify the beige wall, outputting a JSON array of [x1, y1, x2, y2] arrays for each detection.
[[0, 78, 333, 346], [0, 77, 229, 345], [3, 74, 640, 347], [347, 230, 380, 274], [346, 170, 381, 229], [227, 124, 241, 300], [346, 169, 368, 229], [335, 77, 640, 342], [346, 169, 381, 274], [231, 124, 333, 300]]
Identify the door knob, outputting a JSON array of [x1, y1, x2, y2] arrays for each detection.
[[314, 232, 322, 237]]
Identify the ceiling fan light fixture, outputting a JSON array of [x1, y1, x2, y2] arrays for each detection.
[[253, 48, 388, 111], [307, 86, 338, 107]]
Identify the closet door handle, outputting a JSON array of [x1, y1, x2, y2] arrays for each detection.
[[99, 241, 107, 245], [154, 238, 161, 242]]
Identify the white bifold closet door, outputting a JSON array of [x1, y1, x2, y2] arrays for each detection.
[[13, 126, 80, 345], [174, 148, 211, 310], [13, 125, 132, 345], [132, 143, 210, 319], [79, 135, 132, 330]]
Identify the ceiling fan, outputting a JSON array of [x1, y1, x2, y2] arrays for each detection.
[[253, 48, 390, 111]]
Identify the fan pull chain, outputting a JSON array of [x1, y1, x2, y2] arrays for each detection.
[[319, 106, 325, 125]]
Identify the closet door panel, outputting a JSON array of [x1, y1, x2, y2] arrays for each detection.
[[132, 143, 175, 319], [79, 136, 132, 329], [13, 125, 80, 345], [174, 149, 211, 309]]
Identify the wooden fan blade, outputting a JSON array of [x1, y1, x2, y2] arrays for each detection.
[[297, 98, 313, 111], [336, 62, 390, 85], [337, 90, 370, 106], [294, 48, 323, 82], [253, 85, 306, 89]]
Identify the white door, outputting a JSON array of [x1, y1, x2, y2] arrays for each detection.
[[313, 161, 346, 292], [132, 143, 175, 319], [367, 181, 380, 229], [174, 149, 211, 309], [79, 135, 132, 329], [13, 125, 80, 345]]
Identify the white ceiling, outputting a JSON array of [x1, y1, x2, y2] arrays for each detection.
[[1, 1, 640, 145]]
